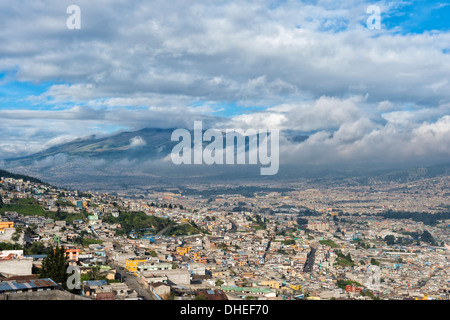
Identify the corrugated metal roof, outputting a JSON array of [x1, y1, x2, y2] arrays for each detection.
[[84, 280, 108, 286], [24, 255, 47, 259], [0, 278, 58, 292]]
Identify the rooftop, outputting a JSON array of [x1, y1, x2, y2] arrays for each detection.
[[0, 278, 58, 293]]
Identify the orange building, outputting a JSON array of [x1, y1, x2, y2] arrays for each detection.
[[65, 247, 80, 261], [242, 272, 254, 278], [346, 284, 361, 293], [0, 221, 14, 232], [330, 212, 339, 217], [192, 251, 207, 264]]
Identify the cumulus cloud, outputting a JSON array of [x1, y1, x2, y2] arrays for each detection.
[[1, 0, 450, 105], [279, 114, 450, 169], [223, 95, 367, 132], [1, 0, 449, 172]]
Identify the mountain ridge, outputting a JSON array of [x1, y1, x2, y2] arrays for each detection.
[[2, 127, 448, 190]]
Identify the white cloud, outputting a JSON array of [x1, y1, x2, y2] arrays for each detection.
[[0, 0, 449, 171], [279, 114, 450, 168], [129, 136, 146, 148], [1, 0, 450, 105], [227, 95, 365, 131]]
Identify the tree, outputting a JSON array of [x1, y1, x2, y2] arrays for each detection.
[[215, 279, 224, 287], [420, 230, 436, 245], [90, 265, 101, 280], [11, 226, 23, 242], [26, 242, 49, 255], [25, 224, 38, 237], [384, 235, 396, 246], [370, 258, 380, 266], [297, 217, 308, 226], [39, 245, 69, 289], [346, 253, 353, 262]]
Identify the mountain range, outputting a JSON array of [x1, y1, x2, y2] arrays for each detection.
[[6, 128, 177, 164], [1, 127, 449, 191]]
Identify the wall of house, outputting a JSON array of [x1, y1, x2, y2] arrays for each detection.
[[2, 290, 90, 300], [0, 257, 33, 276]]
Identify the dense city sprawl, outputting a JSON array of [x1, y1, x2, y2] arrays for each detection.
[[0, 174, 449, 300]]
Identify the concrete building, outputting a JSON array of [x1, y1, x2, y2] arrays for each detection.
[[1, 289, 90, 300], [0, 222, 22, 243], [0, 250, 33, 276], [137, 262, 173, 272], [140, 269, 191, 286], [150, 282, 171, 299], [113, 252, 136, 266], [187, 263, 206, 275], [307, 222, 329, 232]]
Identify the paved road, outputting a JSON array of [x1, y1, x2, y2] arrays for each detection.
[[114, 266, 156, 300], [263, 238, 272, 262], [303, 247, 317, 273], [156, 224, 173, 236], [228, 219, 238, 232]]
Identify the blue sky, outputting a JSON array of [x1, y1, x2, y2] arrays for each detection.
[[383, 0, 450, 34], [0, 0, 449, 169], [1, 1, 450, 115]]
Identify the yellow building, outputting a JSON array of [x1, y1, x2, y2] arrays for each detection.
[[289, 284, 302, 291], [261, 280, 281, 289], [176, 246, 192, 256], [125, 258, 147, 272], [238, 260, 247, 267]]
